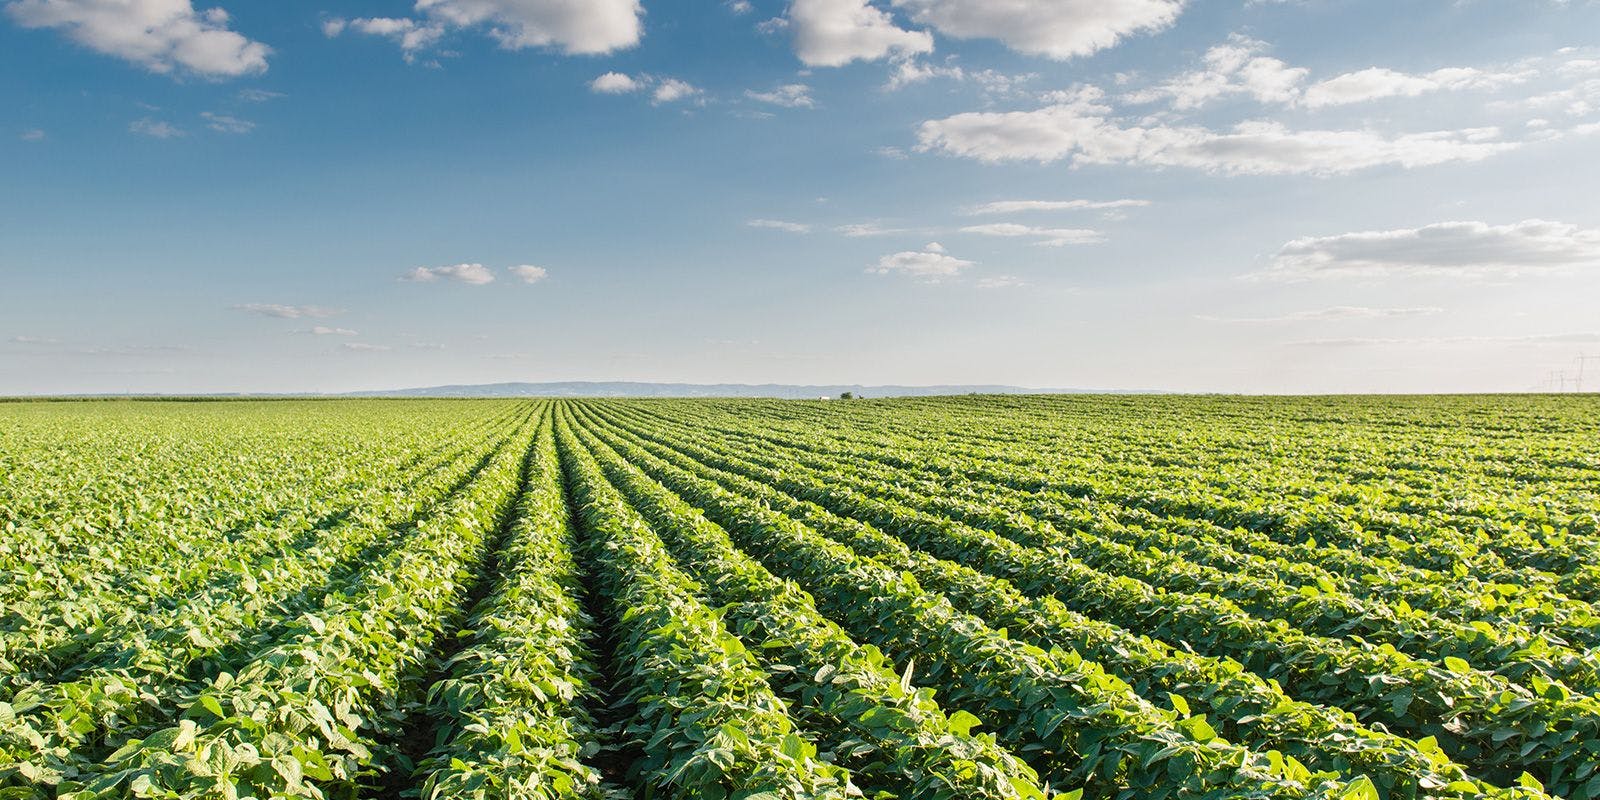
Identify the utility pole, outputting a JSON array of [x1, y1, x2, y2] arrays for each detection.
[[1576, 354, 1600, 393]]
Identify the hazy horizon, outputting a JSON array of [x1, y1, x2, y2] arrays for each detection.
[[4, 1, 1600, 395]]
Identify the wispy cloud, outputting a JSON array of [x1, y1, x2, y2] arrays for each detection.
[[343, 342, 392, 352], [964, 199, 1150, 215], [1288, 332, 1600, 347], [130, 118, 185, 138], [237, 88, 285, 102], [960, 223, 1104, 246], [746, 84, 815, 108], [976, 275, 1028, 289], [747, 219, 812, 233], [233, 303, 341, 319], [1199, 306, 1444, 323], [1266, 220, 1600, 279], [918, 90, 1518, 175], [835, 222, 916, 237], [298, 326, 358, 336], [201, 112, 254, 134]]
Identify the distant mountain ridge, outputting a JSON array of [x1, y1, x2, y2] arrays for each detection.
[[344, 381, 1100, 399]]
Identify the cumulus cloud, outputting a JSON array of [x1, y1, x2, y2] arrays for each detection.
[[890, 0, 1184, 60], [200, 111, 253, 133], [787, 0, 932, 67], [1199, 306, 1444, 323], [746, 83, 816, 108], [868, 241, 974, 281], [1303, 66, 1531, 108], [1125, 37, 1305, 109], [323, 16, 446, 60], [590, 73, 701, 105], [916, 90, 1517, 175], [1268, 220, 1600, 278], [232, 303, 340, 319], [326, 0, 642, 61], [965, 198, 1149, 215], [130, 117, 186, 138], [748, 219, 813, 233], [414, 0, 643, 54], [652, 78, 702, 104], [401, 263, 497, 284], [960, 222, 1103, 246], [508, 264, 548, 283], [5, 0, 270, 78], [590, 71, 642, 93]]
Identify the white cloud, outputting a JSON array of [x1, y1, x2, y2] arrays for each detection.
[[1268, 220, 1600, 279], [1494, 77, 1600, 118], [10, 335, 61, 344], [961, 222, 1103, 246], [232, 303, 340, 319], [787, 0, 933, 67], [746, 83, 816, 108], [836, 222, 913, 237], [868, 241, 974, 281], [343, 342, 392, 352], [590, 71, 642, 93], [1125, 38, 1305, 109], [415, 0, 642, 54], [884, 57, 961, 90], [965, 198, 1149, 215], [326, 0, 643, 61], [20, 128, 46, 141], [591, 73, 702, 105], [727, 0, 753, 13], [325, 16, 446, 60], [302, 326, 358, 336], [748, 218, 813, 233], [916, 91, 1518, 175], [1303, 66, 1531, 108], [1199, 306, 1444, 323], [889, 0, 1184, 60], [236, 88, 283, 102], [401, 263, 497, 284], [976, 275, 1027, 288], [508, 264, 549, 283], [6, 0, 270, 78], [1287, 332, 1600, 348], [200, 111, 253, 133], [652, 78, 701, 104], [130, 117, 186, 138]]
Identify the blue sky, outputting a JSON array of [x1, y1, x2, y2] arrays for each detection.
[[3, 0, 1599, 394]]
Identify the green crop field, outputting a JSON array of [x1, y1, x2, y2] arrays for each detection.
[[2, 395, 1598, 800]]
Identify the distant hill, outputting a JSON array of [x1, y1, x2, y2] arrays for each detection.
[[343, 381, 1099, 399]]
